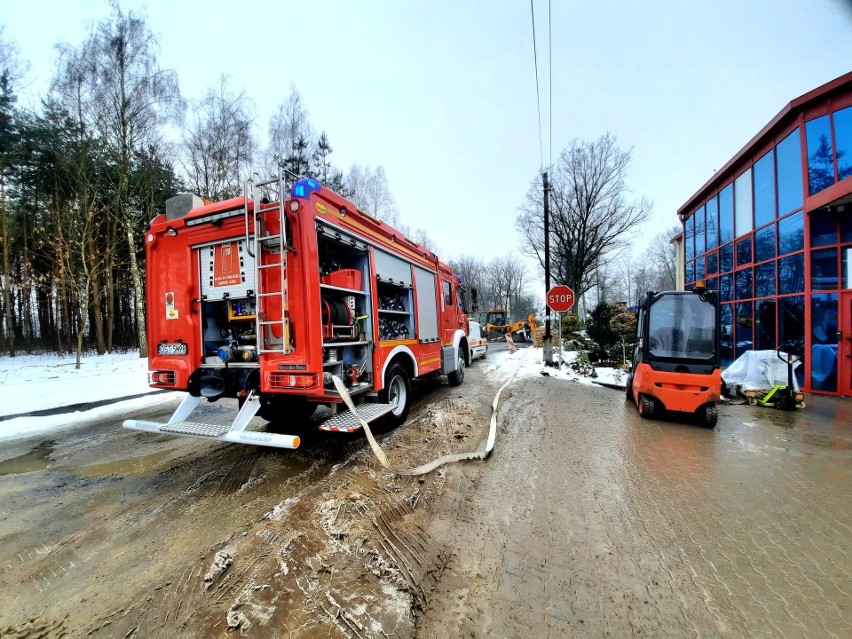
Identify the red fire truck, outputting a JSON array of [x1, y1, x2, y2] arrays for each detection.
[[123, 176, 473, 449]]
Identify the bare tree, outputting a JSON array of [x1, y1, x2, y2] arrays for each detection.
[[265, 88, 313, 177], [182, 75, 255, 200], [485, 253, 528, 316], [647, 225, 680, 291], [449, 255, 488, 311], [54, 1, 184, 357], [345, 164, 397, 221], [517, 133, 652, 297]]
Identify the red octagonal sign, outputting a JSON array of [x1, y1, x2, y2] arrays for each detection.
[[547, 285, 575, 313]]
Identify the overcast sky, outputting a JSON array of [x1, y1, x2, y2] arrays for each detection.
[[4, 0, 852, 299]]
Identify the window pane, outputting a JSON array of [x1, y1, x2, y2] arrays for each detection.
[[685, 215, 695, 261], [778, 211, 804, 254], [706, 276, 717, 292], [841, 214, 852, 243], [753, 150, 776, 227], [686, 260, 694, 284], [695, 254, 705, 280], [736, 237, 752, 266], [720, 273, 733, 302], [705, 196, 718, 250], [779, 295, 805, 387], [834, 106, 852, 180], [755, 261, 776, 297], [719, 184, 734, 244], [736, 268, 753, 300], [735, 169, 753, 237], [720, 243, 733, 272], [694, 205, 705, 257], [806, 115, 834, 195], [755, 224, 776, 263], [706, 251, 718, 275], [779, 253, 805, 294], [811, 247, 838, 290], [811, 293, 838, 392], [735, 301, 753, 358], [755, 299, 776, 350], [777, 128, 803, 214], [720, 303, 734, 366], [809, 208, 837, 246], [840, 246, 852, 288], [844, 247, 852, 288]]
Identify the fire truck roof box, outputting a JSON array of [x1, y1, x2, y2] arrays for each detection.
[[166, 193, 204, 220]]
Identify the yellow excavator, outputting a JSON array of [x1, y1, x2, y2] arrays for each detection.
[[481, 309, 537, 342]]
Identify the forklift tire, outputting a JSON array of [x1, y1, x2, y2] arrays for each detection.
[[638, 395, 656, 419], [447, 351, 465, 387], [699, 404, 718, 428], [380, 363, 411, 427], [624, 375, 633, 401]]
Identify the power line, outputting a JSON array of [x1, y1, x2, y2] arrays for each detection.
[[548, 0, 552, 169], [530, 0, 544, 170]]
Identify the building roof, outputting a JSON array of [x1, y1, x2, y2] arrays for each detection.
[[677, 70, 852, 218]]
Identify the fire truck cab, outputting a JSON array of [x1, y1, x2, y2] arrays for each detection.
[[123, 176, 472, 449]]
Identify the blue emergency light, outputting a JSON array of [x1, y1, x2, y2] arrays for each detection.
[[292, 179, 321, 198]]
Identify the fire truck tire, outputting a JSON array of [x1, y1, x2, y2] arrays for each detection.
[[638, 394, 656, 419], [380, 363, 411, 426], [447, 351, 465, 387]]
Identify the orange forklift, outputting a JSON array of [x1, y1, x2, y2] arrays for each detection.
[[625, 282, 721, 427]]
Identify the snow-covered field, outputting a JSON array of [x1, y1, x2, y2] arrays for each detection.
[[0, 346, 624, 443], [0, 351, 181, 442]]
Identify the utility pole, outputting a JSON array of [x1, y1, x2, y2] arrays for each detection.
[[543, 171, 553, 366]]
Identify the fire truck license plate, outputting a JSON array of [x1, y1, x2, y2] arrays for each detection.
[[157, 343, 187, 355]]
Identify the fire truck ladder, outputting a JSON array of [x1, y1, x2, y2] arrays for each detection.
[[246, 176, 291, 355]]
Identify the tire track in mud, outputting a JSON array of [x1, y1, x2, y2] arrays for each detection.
[[0, 363, 499, 639], [121, 391, 491, 639], [0, 439, 318, 639]]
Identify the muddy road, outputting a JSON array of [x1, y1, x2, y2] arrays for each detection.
[[2, 347, 850, 638], [0, 354, 510, 639]]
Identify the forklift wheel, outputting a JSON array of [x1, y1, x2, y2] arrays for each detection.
[[699, 404, 718, 428], [624, 375, 633, 401], [638, 395, 656, 419]]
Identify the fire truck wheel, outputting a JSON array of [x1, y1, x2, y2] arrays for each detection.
[[381, 363, 411, 426], [447, 351, 465, 387]]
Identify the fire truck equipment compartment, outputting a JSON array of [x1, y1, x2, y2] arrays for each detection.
[[321, 269, 362, 290]]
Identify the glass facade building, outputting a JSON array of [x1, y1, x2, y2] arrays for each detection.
[[678, 72, 852, 397]]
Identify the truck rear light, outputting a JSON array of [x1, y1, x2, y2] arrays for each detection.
[[150, 370, 176, 384], [269, 372, 318, 389]]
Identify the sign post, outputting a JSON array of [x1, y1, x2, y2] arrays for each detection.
[[547, 286, 575, 368]]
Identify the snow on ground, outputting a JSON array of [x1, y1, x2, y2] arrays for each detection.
[[0, 345, 624, 444], [485, 345, 627, 388], [0, 351, 180, 442]]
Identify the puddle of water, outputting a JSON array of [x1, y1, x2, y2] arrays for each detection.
[[75, 448, 179, 478], [0, 440, 57, 475]]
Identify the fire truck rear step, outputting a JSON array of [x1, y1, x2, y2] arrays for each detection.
[[122, 391, 301, 449], [318, 403, 395, 433]]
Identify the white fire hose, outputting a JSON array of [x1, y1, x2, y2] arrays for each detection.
[[331, 371, 516, 476]]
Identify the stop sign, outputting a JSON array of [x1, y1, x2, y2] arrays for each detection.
[[547, 285, 575, 312]]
